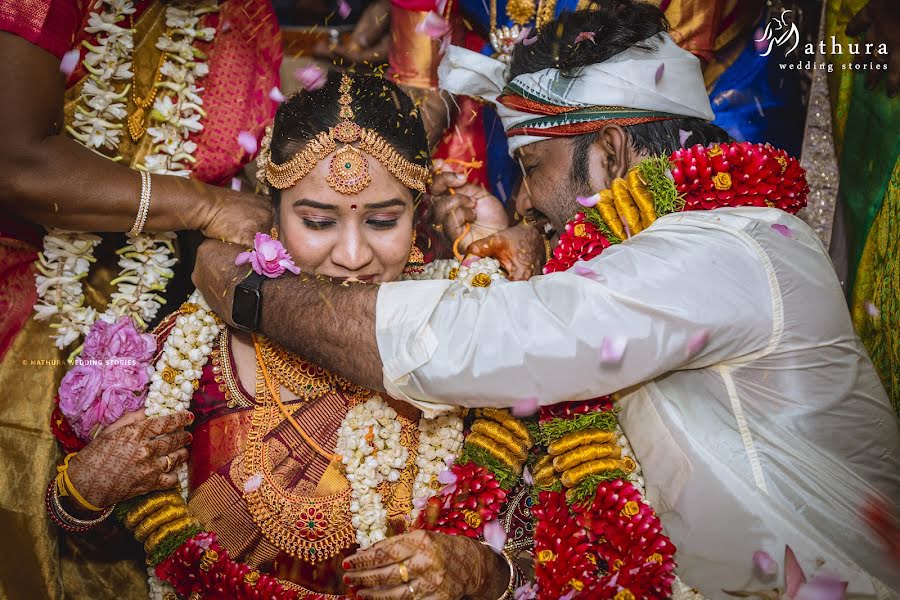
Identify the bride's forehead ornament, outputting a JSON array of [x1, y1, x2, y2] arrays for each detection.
[[259, 74, 431, 194]]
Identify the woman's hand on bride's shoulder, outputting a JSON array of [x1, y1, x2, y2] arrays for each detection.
[[342, 529, 509, 600], [66, 410, 194, 509]]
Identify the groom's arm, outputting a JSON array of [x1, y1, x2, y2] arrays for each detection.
[[194, 240, 387, 392]]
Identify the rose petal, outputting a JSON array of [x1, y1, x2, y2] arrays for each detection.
[[784, 546, 808, 598], [511, 396, 540, 417], [522, 465, 534, 486], [338, 0, 351, 19], [237, 131, 258, 155], [243, 473, 263, 493], [295, 65, 327, 91], [60, 48, 80, 77], [220, 20, 232, 32], [437, 469, 457, 485], [753, 550, 778, 577], [559, 591, 576, 600], [599, 336, 627, 365], [655, 62, 665, 85], [483, 519, 507, 553], [235, 251, 252, 266], [686, 330, 710, 357], [576, 193, 600, 207], [523, 33, 539, 46], [572, 265, 602, 281], [771, 223, 794, 238], [514, 26, 532, 45], [269, 86, 286, 103], [231, 177, 242, 191], [865, 302, 880, 319], [679, 129, 692, 147], [575, 31, 595, 44], [794, 575, 849, 600], [415, 11, 450, 39]]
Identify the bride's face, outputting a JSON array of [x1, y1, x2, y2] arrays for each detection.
[[277, 151, 416, 283]]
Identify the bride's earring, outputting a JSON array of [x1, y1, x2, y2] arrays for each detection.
[[404, 235, 425, 275]]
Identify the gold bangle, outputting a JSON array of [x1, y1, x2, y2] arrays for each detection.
[[128, 170, 152, 237], [122, 491, 184, 530]]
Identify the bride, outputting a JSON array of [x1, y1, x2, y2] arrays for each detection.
[[45, 71, 529, 599]]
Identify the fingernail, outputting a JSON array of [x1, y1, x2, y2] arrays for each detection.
[[187, 412, 195, 423], [342, 560, 351, 569], [343, 575, 351, 584], [186, 433, 193, 443]]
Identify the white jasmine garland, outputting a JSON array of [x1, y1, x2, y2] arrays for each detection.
[[402, 257, 506, 287], [410, 413, 464, 519]]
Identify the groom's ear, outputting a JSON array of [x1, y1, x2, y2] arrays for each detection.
[[588, 125, 630, 190]]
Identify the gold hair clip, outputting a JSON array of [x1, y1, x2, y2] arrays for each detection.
[[263, 74, 431, 194]]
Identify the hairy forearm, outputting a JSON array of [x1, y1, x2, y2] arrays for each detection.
[[259, 275, 386, 391]]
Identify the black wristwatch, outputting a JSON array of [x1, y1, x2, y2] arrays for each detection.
[[232, 271, 267, 332]]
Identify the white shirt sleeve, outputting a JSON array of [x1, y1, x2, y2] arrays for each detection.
[[375, 216, 777, 409]]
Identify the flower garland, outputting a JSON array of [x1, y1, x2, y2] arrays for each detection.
[[402, 257, 506, 288], [545, 142, 808, 274], [34, 0, 219, 350], [411, 413, 465, 519]]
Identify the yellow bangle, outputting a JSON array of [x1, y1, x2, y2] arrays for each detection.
[[123, 491, 184, 530], [57, 452, 104, 512]]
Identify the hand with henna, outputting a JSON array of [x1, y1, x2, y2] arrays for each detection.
[[343, 529, 509, 600], [467, 220, 547, 281], [65, 410, 193, 511]]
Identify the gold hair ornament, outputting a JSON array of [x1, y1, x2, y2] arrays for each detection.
[[261, 74, 431, 194]]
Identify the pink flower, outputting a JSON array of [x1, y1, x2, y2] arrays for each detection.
[[237, 131, 258, 155], [235, 232, 301, 278], [102, 362, 150, 392], [82, 317, 156, 361], [511, 396, 540, 417], [58, 366, 104, 435], [60, 48, 80, 77], [483, 519, 507, 553], [416, 11, 450, 39], [295, 65, 327, 91]]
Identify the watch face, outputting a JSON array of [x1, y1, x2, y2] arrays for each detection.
[[232, 285, 261, 331]]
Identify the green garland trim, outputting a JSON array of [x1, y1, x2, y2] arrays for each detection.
[[583, 208, 623, 244], [638, 156, 685, 216], [565, 470, 629, 506], [460, 443, 520, 490], [147, 524, 204, 566], [531, 409, 619, 446]]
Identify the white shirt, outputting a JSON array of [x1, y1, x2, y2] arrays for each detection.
[[375, 207, 900, 598]]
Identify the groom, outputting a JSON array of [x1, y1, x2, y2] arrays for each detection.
[[194, 3, 900, 597]]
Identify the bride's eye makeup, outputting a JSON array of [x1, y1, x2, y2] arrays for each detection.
[[302, 218, 335, 230], [367, 216, 400, 230]]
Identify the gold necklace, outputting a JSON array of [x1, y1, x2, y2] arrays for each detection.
[[256, 336, 366, 400], [127, 15, 167, 142]]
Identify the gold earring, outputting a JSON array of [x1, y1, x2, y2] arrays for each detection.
[[404, 235, 425, 275], [270, 226, 279, 240]]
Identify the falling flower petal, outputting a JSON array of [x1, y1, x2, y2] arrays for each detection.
[[269, 86, 286, 103], [794, 572, 849, 600], [523, 32, 539, 46], [231, 177, 242, 191], [243, 473, 263, 493], [437, 469, 457, 485], [686, 330, 710, 357], [412, 496, 428, 510], [599, 336, 627, 365], [416, 11, 451, 39], [753, 28, 768, 53], [220, 20, 232, 32], [771, 223, 794, 238], [655, 62, 665, 85], [514, 26, 532, 45], [559, 591, 577, 600], [522, 465, 534, 486], [483, 519, 507, 553], [294, 65, 327, 91], [436, 0, 448, 13], [60, 48, 80, 77], [338, 0, 351, 18], [753, 550, 778, 577], [514, 582, 538, 600], [573, 265, 600, 281], [512, 396, 540, 417], [679, 129, 692, 147], [237, 131, 258, 155], [865, 302, 880, 319], [576, 193, 600, 207], [784, 546, 808, 598], [575, 31, 596, 44]]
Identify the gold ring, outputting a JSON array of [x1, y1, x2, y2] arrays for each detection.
[[162, 454, 173, 473], [398, 562, 410, 584]]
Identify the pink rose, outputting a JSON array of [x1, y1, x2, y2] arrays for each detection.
[[82, 317, 156, 361], [102, 361, 150, 392], [58, 366, 104, 439], [235, 232, 301, 278]]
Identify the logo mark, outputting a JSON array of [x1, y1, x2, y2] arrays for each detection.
[[755, 10, 800, 57]]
